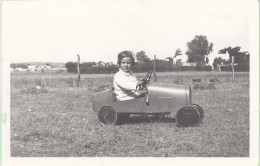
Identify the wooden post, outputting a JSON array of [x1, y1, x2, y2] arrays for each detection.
[[153, 55, 157, 82], [77, 54, 81, 87], [232, 56, 235, 82]]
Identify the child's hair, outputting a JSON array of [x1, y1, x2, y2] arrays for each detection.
[[117, 51, 135, 66]]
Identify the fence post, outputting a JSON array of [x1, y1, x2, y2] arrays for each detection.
[[153, 55, 157, 82], [232, 56, 235, 82], [77, 54, 81, 87]]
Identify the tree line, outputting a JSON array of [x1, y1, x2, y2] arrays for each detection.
[[10, 35, 249, 73], [65, 62, 213, 74], [55, 35, 251, 73]]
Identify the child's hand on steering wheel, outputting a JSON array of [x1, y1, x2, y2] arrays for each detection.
[[137, 78, 147, 90]]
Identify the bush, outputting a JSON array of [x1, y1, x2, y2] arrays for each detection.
[[65, 65, 213, 74]]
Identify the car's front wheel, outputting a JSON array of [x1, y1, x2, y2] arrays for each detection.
[[176, 106, 200, 127]]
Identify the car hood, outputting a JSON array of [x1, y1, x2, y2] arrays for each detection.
[[146, 82, 191, 107], [147, 82, 188, 94]]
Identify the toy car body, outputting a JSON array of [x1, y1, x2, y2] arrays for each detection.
[[92, 73, 203, 127]]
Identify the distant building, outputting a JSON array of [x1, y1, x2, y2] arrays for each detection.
[[108, 62, 114, 66], [36, 64, 52, 71], [38, 64, 46, 69], [97, 61, 106, 67], [45, 65, 51, 70], [182, 62, 197, 66], [173, 54, 188, 66], [15, 68, 24, 72], [28, 65, 36, 71]]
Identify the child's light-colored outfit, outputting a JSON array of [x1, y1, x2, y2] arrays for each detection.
[[113, 69, 139, 101]]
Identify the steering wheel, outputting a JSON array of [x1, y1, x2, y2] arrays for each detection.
[[143, 71, 152, 84], [138, 71, 152, 90]]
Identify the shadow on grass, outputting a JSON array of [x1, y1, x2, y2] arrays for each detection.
[[118, 115, 176, 125]]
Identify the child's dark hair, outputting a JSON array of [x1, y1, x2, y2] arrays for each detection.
[[117, 51, 135, 66]]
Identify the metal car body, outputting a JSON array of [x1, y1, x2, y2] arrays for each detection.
[[92, 72, 203, 127], [93, 82, 191, 113]]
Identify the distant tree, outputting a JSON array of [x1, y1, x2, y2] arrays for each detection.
[[10, 63, 17, 68], [209, 43, 214, 53], [65, 62, 76, 68], [65, 62, 77, 72], [82, 62, 96, 67], [143, 58, 151, 65], [205, 57, 209, 65], [213, 57, 223, 70], [166, 57, 173, 61], [154, 59, 173, 68], [219, 46, 250, 65], [13, 63, 28, 69], [81, 62, 96, 68], [186, 35, 213, 66], [136, 51, 150, 64], [175, 48, 182, 57]]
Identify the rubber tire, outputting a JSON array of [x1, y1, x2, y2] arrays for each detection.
[[192, 104, 203, 121], [176, 106, 200, 127], [98, 106, 117, 125]]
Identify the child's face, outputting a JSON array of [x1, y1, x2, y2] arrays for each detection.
[[120, 57, 132, 73]]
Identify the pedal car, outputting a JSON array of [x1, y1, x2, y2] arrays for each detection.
[[92, 72, 203, 127]]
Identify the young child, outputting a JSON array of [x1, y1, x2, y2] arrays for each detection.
[[113, 51, 143, 101]]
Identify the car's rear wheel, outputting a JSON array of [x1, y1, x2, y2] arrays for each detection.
[[98, 106, 117, 125], [176, 106, 200, 127], [192, 104, 204, 120]]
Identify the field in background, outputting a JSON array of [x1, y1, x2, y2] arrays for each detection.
[[10, 71, 249, 157], [11, 71, 249, 89]]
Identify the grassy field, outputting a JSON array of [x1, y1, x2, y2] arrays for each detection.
[[10, 71, 249, 157]]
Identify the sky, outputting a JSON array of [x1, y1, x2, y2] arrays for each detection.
[[2, 0, 253, 64]]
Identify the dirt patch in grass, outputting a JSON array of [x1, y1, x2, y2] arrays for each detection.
[[19, 86, 48, 94]]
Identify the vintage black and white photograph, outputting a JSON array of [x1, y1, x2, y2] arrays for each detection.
[[2, 0, 259, 165]]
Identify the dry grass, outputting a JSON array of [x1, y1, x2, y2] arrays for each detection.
[[10, 71, 249, 157], [11, 71, 249, 89]]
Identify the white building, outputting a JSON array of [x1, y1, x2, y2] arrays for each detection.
[[172, 54, 188, 66], [37, 64, 52, 71], [15, 68, 24, 72], [28, 65, 36, 71], [45, 65, 51, 69], [38, 64, 47, 69], [182, 62, 197, 66], [108, 62, 114, 66]]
